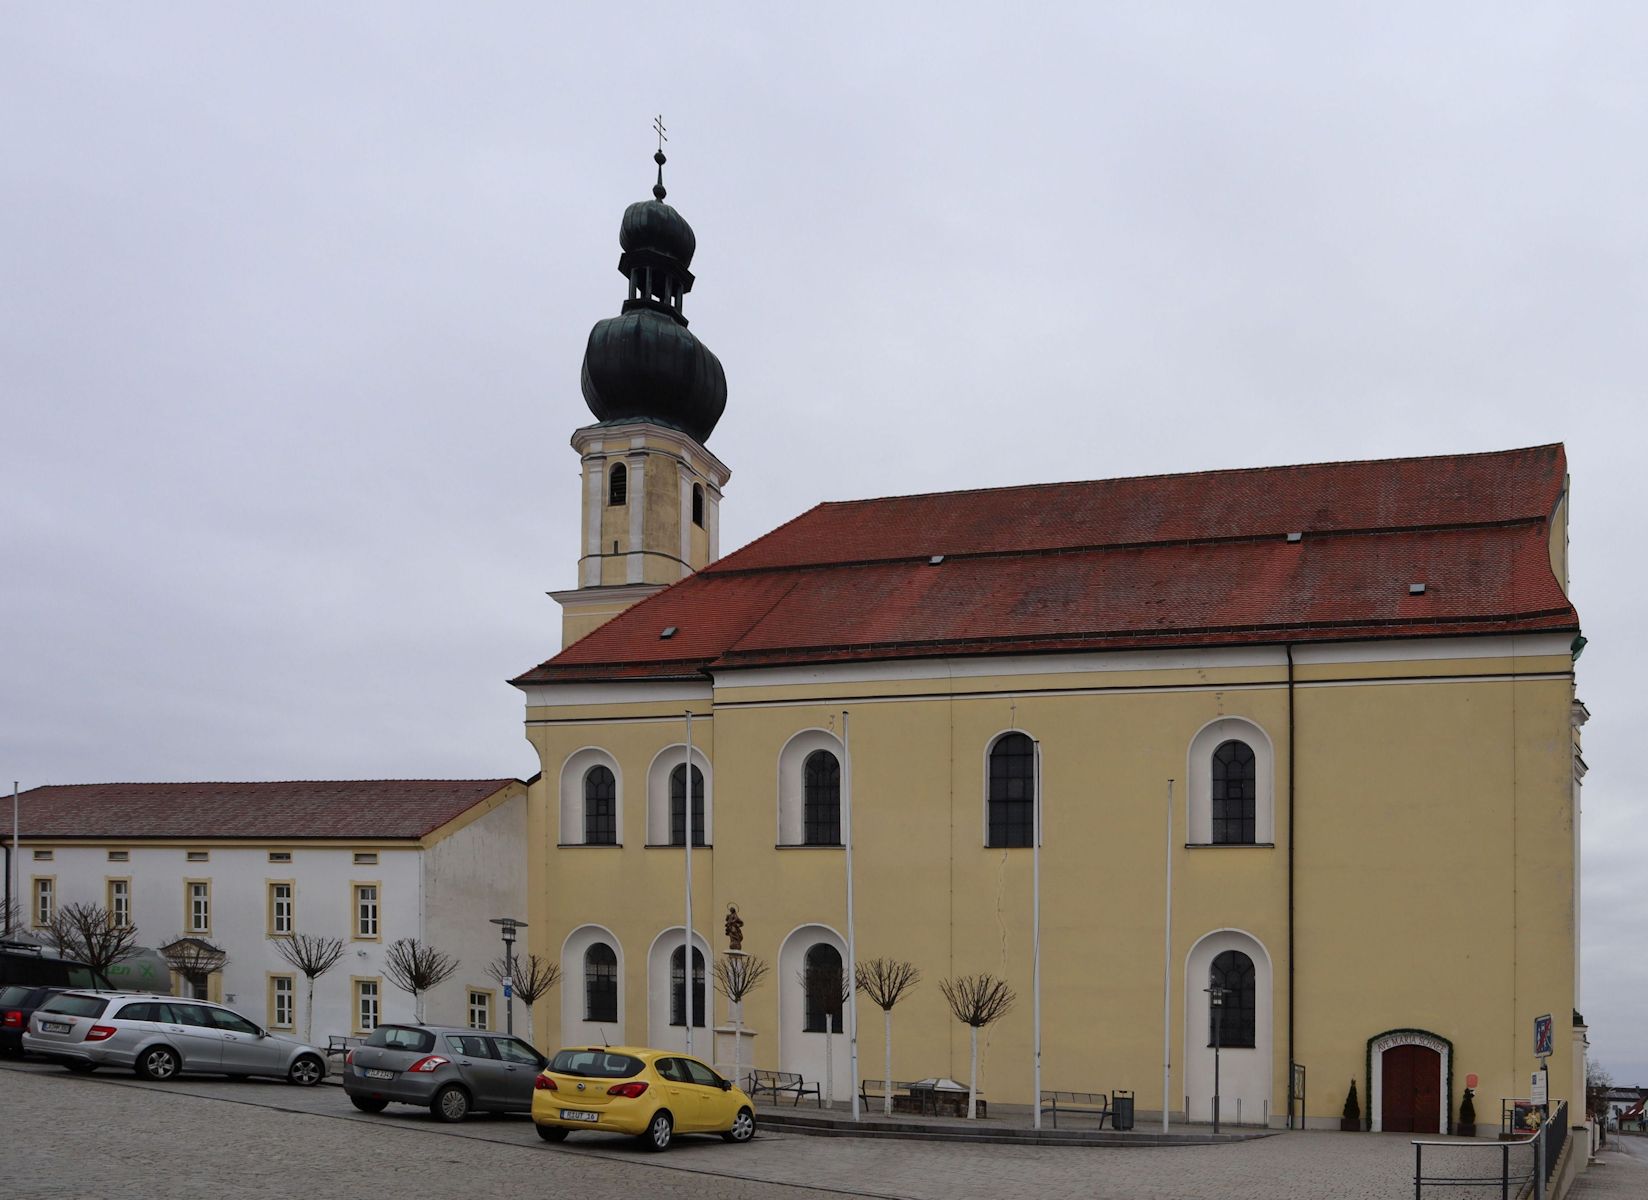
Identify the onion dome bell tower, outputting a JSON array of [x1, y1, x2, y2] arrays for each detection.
[[554, 143, 733, 648]]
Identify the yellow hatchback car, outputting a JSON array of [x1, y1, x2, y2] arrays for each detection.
[[532, 1046, 756, 1151]]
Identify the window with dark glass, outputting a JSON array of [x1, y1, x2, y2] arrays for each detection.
[[584, 943, 618, 1023], [669, 764, 706, 846], [692, 483, 705, 528], [987, 733, 1035, 847], [608, 462, 627, 506], [669, 945, 706, 1027], [802, 943, 845, 1033], [803, 750, 841, 845], [1211, 740, 1257, 844], [1208, 950, 1256, 1048], [583, 765, 617, 845]]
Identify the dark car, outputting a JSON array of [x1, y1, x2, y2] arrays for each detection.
[[344, 1025, 547, 1121], [0, 985, 63, 1057], [0, 946, 111, 990]]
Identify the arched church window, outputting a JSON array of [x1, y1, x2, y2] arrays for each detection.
[[1211, 740, 1257, 844], [669, 764, 706, 847], [692, 483, 705, 528], [584, 943, 618, 1022], [987, 733, 1035, 848], [608, 463, 627, 506], [803, 750, 841, 845], [1209, 950, 1256, 1048], [583, 766, 616, 845], [802, 943, 845, 1033], [669, 944, 705, 1027]]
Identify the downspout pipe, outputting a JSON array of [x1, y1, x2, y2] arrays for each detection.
[[1286, 643, 1297, 1126]]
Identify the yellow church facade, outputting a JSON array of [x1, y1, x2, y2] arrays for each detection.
[[514, 161, 1585, 1132]]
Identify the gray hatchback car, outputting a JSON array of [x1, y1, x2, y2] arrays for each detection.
[[22, 991, 327, 1085], [344, 1024, 547, 1121]]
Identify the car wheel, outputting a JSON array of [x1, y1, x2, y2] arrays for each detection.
[[431, 1084, 471, 1123], [641, 1110, 673, 1152], [350, 1095, 389, 1113], [722, 1107, 756, 1143], [287, 1054, 324, 1087], [63, 1061, 97, 1075], [136, 1046, 180, 1081], [535, 1124, 568, 1142]]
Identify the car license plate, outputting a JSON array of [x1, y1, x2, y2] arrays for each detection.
[[559, 1109, 599, 1122], [365, 1069, 394, 1079], [41, 1021, 70, 1033]]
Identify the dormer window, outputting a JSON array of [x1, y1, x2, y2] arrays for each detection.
[[692, 483, 705, 528], [608, 462, 628, 506]]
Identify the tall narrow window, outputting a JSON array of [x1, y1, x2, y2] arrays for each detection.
[[669, 764, 706, 847], [107, 879, 132, 929], [270, 975, 295, 1029], [1211, 740, 1257, 844], [803, 750, 841, 845], [669, 945, 706, 1027], [802, 943, 845, 1033], [585, 943, 618, 1022], [188, 881, 211, 934], [355, 978, 380, 1033], [584, 766, 617, 845], [33, 878, 55, 927], [468, 989, 492, 1031], [1209, 950, 1257, 1048], [269, 882, 294, 936], [608, 462, 627, 506], [987, 733, 1035, 847], [354, 884, 380, 939], [692, 483, 705, 528]]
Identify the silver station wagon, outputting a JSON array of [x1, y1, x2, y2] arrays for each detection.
[[344, 1024, 547, 1121], [23, 991, 327, 1085]]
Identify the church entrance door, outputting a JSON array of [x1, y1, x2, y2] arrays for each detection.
[[1381, 1044, 1441, 1133]]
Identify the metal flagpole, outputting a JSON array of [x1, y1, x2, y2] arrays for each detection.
[[1162, 778, 1174, 1133], [1032, 740, 1043, 1130], [843, 712, 861, 1119], [684, 712, 694, 1057], [11, 782, 18, 936]]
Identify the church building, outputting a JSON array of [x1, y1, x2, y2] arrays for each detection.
[[513, 155, 1586, 1132]]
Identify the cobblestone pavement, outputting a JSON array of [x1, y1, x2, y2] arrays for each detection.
[[1, 1059, 1433, 1198], [1569, 1134, 1648, 1198]]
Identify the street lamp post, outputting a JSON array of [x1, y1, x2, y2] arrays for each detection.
[[490, 917, 527, 1036], [1206, 977, 1228, 1135]]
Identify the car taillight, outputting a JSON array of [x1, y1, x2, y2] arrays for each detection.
[[534, 1074, 557, 1091], [408, 1055, 449, 1073], [1, 1011, 20, 1028], [345, 1049, 355, 1065], [607, 1081, 649, 1099], [85, 1025, 118, 1042]]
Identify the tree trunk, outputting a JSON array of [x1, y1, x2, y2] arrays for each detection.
[[825, 1014, 835, 1108], [967, 1025, 979, 1120], [883, 1009, 893, 1116], [306, 975, 316, 1044], [413, 991, 423, 1023], [524, 1003, 534, 1047], [732, 1009, 744, 1090]]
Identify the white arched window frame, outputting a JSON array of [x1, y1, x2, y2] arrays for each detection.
[[1184, 928, 1273, 1125], [645, 926, 712, 1050], [1186, 717, 1275, 845], [647, 745, 713, 846], [981, 728, 1039, 848], [558, 748, 623, 846], [777, 923, 853, 1102], [776, 729, 845, 846], [560, 924, 624, 1047]]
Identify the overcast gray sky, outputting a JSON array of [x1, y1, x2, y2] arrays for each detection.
[[4, 4, 1643, 1082]]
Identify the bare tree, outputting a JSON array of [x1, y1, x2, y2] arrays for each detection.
[[271, 933, 346, 1043], [0, 895, 23, 939], [384, 937, 459, 1022], [1588, 1059, 1615, 1144], [713, 954, 770, 1087], [46, 902, 141, 980], [855, 957, 921, 1114], [161, 937, 230, 1001], [939, 973, 1016, 1119], [486, 953, 561, 1045]]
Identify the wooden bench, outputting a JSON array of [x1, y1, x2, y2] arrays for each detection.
[[746, 1068, 823, 1107], [1039, 1090, 1109, 1129], [860, 1078, 916, 1109]]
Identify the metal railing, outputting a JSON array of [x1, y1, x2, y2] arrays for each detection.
[[1413, 1100, 1567, 1200]]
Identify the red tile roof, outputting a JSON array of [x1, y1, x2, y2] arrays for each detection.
[[515, 445, 1578, 684], [0, 780, 522, 841]]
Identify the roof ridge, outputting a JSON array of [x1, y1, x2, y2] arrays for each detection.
[[805, 443, 1564, 509], [21, 778, 520, 789]]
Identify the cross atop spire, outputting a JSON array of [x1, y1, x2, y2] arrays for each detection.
[[652, 115, 669, 200]]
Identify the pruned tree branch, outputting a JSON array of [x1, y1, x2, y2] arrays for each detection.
[[271, 933, 346, 980], [384, 937, 460, 1012], [939, 973, 1016, 1028], [486, 953, 561, 1006], [47, 902, 141, 977], [713, 953, 770, 1004], [855, 957, 920, 1011]]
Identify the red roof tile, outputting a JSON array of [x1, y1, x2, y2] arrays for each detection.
[[515, 445, 1578, 684], [1, 780, 521, 841]]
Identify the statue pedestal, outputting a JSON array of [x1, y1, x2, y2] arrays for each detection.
[[713, 1025, 758, 1085]]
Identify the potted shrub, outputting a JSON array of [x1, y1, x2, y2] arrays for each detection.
[[1458, 1087, 1477, 1137], [1341, 1080, 1362, 1132]]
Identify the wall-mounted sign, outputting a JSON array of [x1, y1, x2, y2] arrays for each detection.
[[1534, 1013, 1554, 1058], [1530, 1070, 1549, 1107]]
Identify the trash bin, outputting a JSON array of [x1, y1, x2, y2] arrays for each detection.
[[1112, 1090, 1135, 1131]]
